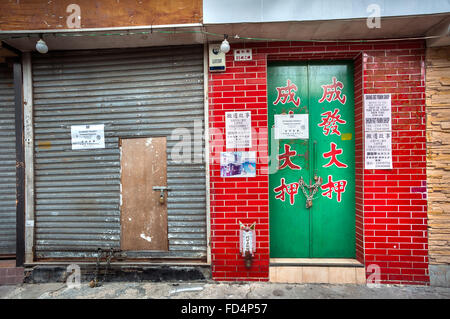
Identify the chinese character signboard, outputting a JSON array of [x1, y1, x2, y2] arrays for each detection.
[[225, 111, 252, 149], [318, 108, 346, 136], [364, 94, 392, 169], [71, 124, 105, 150], [273, 79, 301, 107], [318, 76, 347, 105]]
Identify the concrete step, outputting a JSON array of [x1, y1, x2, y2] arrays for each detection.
[[0, 262, 24, 285], [23, 264, 211, 284]]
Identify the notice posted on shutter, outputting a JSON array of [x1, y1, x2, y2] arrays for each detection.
[[71, 124, 105, 150]]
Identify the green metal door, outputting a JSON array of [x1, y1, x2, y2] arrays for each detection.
[[268, 61, 355, 258]]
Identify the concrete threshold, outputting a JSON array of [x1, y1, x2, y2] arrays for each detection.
[[270, 258, 364, 267], [270, 258, 366, 284]]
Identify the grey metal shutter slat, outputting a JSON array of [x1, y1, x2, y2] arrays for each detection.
[[0, 64, 16, 255], [32, 46, 206, 259]]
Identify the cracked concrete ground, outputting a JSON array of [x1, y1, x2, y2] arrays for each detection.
[[0, 281, 449, 299]]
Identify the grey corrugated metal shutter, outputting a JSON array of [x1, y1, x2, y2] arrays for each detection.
[[0, 64, 16, 256], [32, 45, 206, 259]]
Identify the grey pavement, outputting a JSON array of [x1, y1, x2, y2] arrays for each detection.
[[0, 281, 449, 299]]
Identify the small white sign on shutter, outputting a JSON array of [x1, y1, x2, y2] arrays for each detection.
[[71, 124, 105, 150]]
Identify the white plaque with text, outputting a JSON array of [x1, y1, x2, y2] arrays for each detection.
[[274, 114, 309, 139], [71, 124, 105, 150]]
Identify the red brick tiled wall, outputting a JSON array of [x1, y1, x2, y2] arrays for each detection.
[[208, 48, 270, 281], [208, 40, 428, 284], [362, 41, 428, 284]]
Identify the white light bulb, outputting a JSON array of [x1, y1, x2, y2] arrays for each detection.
[[220, 39, 230, 54], [36, 39, 48, 54]]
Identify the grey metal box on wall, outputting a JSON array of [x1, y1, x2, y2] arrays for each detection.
[[31, 45, 207, 259]]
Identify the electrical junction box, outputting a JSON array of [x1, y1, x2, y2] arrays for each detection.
[[209, 44, 226, 72], [234, 49, 252, 61]]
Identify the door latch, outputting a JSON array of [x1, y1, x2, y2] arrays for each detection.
[[299, 176, 323, 208], [153, 186, 169, 204], [299, 139, 323, 208]]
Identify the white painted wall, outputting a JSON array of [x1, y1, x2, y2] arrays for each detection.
[[204, 0, 450, 24]]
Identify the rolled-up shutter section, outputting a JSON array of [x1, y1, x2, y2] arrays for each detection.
[[32, 45, 206, 259], [0, 64, 16, 256]]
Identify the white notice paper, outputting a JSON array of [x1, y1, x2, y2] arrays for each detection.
[[225, 111, 252, 149], [71, 124, 105, 150], [364, 94, 393, 170], [365, 131, 392, 170], [364, 94, 392, 132], [274, 114, 309, 139]]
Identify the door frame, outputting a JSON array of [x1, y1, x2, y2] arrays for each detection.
[[266, 53, 365, 264]]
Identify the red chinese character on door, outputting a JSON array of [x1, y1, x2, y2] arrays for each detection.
[[321, 175, 347, 203], [318, 77, 346, 105], [318, 108, 346, 136], [278, 144, 301, 170], [274, 178, 299, 205], [273, 79, 301, 107], [322, 142, 348, 168]]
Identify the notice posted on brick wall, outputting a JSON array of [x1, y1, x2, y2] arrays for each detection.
[[365, 131, 392, 170], [225, 111, 252, 149], [364, 94, 392, 169], [364, 94, 391, 132]]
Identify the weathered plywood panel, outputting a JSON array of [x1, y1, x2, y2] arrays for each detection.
[[426, 46, 450, 265], [121, 137, 168, 251], [0, 43, 18, 60], [0, 0, 202, 31]]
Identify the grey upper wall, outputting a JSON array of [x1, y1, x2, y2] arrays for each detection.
[[203, 0, 450, 24]]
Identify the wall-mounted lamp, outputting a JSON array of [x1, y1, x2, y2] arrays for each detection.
[[220, 34, 230, 54], [36, 36, 48, 54]]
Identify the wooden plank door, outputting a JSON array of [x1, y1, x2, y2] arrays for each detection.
[[120, 137, 168, 251]]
